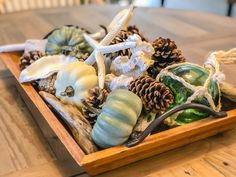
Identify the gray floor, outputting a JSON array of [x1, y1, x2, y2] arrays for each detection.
[[119, 0, 236, 17]]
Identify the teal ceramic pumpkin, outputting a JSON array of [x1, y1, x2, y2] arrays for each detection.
[[159, 64, 220, 125], [46, 26, 93, 58], [91, 89, 142, 148]]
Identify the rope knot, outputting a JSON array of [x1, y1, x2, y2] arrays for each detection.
[[212, 72, 225, 83], [186, 86, 206, 104]]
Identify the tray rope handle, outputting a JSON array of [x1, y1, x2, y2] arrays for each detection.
[[126, 103, 227, 147], [126, 48, 236, 148]]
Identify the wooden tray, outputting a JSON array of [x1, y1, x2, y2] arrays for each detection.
[[1, 52, 236, 176]]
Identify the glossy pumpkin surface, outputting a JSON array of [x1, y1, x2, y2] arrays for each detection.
[[91, 89, 142, 148], [160, 64, 220, 125]]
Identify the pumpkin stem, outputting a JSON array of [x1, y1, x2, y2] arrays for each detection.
[[61, 46, 73, 55], [60, 86, 74, 97], [81, 99, 101, 115]]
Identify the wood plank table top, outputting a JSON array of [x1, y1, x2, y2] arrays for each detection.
[[0, 5, 236, 177]]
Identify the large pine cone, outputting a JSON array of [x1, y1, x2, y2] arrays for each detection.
[[129, 76, 174, 112], [147, 37, 185, 79], [107, 25, 148, 59], [19, 51, 46, 70], [82, 87, 108, 126]]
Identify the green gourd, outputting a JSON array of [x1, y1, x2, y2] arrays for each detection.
[[159, 64, 220, 125], [91, 89, 142, 149], [46, 26, 93, 58]]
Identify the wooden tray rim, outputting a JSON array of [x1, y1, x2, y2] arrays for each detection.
[[1, 52, 236, 175]]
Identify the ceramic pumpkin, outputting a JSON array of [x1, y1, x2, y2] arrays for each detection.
[[158, 64, 220, 125], [46, 26, 93, 57], [54, 61, 98, 107], [91, 89, 142, 148]]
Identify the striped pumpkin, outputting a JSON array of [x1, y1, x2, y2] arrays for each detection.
[[91, 89, 142, 148], [45, 26, 93, 57]]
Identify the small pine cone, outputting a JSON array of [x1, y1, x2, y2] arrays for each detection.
[[111, 25, 147, 46], [147, 37, 185, 78], [107, 25, 148, 59], [19, 51, 46, 70], [127, 25, 148, 42], [82, 87, 108, 126], [129, 76, 174, 112], [38, 74, 57, 95]]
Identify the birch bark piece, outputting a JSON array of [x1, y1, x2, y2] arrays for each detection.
[[39, 91, 98, 154], [220, 82, 236, 102]]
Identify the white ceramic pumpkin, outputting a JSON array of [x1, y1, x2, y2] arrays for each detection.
[[55, 61, 98, 107]]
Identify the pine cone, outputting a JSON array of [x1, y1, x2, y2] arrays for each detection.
[[107, 25, 148, 59], [147, 37, 185, 79], [111, 25, 147, 45], [82, 87, 108, 126], [129, 76, 174, 112], [19, 51, 46, 70], [38, 74, 57, 95], [126, 25, 148, 42]]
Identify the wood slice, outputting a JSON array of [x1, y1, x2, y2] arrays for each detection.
[[39, 91, 98, 154]]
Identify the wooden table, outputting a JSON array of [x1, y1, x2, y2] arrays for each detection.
[[0, 5, 236, 177]]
